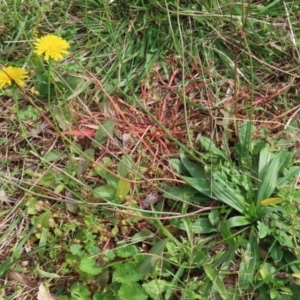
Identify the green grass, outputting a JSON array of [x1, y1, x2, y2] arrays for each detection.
[[1, 0, 300, 299]]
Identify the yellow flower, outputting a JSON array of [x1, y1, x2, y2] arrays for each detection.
[[0, 66, 29, 89], [34, 34, 70, 61]]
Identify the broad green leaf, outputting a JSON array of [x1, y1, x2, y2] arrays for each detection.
[[171, 217, 217, 234], [79, 257, 102, 275], [257, 221, 270, 238], [118, 282, 148, 300], [92, 120, 115, 146], [92, 185, 116, 199], [208, 209, 219, 226], [163, 186, 211, 203], [212, 173, 246, 214], [19, 105, 39, 120], [203, 264, 229, 299], [113, 262, 143, 283], [277, 166, 300, 186], [227, 216, 251, 228], [238, 227, 259, 290], [44, 150, 68, 162], [118, 155, 133, 177], [94, 168, 119, 188], [238, 121, 255, 154], [220, 220, 235, 246], [199, 136, 228, 161], [257, 150, 291, 204], [139, 239, 168, 274], [71, 283, 90, 300], [169, 158, 186, 175], [180, 149, 205, 178], [143, 279, 168, 299], [181, 176, 212, 198], [116, 245, 138, 258]]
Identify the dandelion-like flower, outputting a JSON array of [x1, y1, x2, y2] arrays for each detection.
[[34, 34, 70, 61], [0, 66, 29, 89]]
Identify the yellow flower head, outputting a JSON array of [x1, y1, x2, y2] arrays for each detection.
[[0, 66, 29, 89], [34, 34, 70, 61]]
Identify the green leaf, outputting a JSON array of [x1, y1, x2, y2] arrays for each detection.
[[257, 149, 291, 205], [44, 150, 68, 162], [212, 173, 246, 214], [220, 220, 235, 246], [180, 149, 205, 178], [171, 217, 217, 234], [208, 209, 219, 226], [169, 158, 186, 175], [143, 280, 168, 299], [277, 166, 300, 186], [71, 282, 90, 300], [19, 105, 39, 120], [118, 282, 148, 300], [238, 227, 259, 290], [92, 185, 116, 199], [113, 262, 144, 283], [139, 239, 168, 274], [92, 120, 115, 146], [94, 168, 119, 188], [70, 244, 84, 256], [79, 257, 102, 275], [181, 176, 212, 198], [116, 244, 138, 258], [236, 121, 256, 156], [36, 267, 60, 278], [118, 155, 133, 177], [199, 136, 228, 161], [203, 264, 229, 299], [227, 216, 251, 228], [257, 221, 270, 238]]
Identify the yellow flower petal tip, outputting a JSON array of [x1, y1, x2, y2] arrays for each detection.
[[0, 66, 29, 89], [33, 34, 70, 61]]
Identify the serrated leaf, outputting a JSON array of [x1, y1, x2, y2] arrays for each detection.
[[118, 282, 148, 300], [142, 280, 168, 298], [79, 257, 102, 275], [92, 120, 115, 146], [113, 262, 144, 283], [116, 245, 138, 258]]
